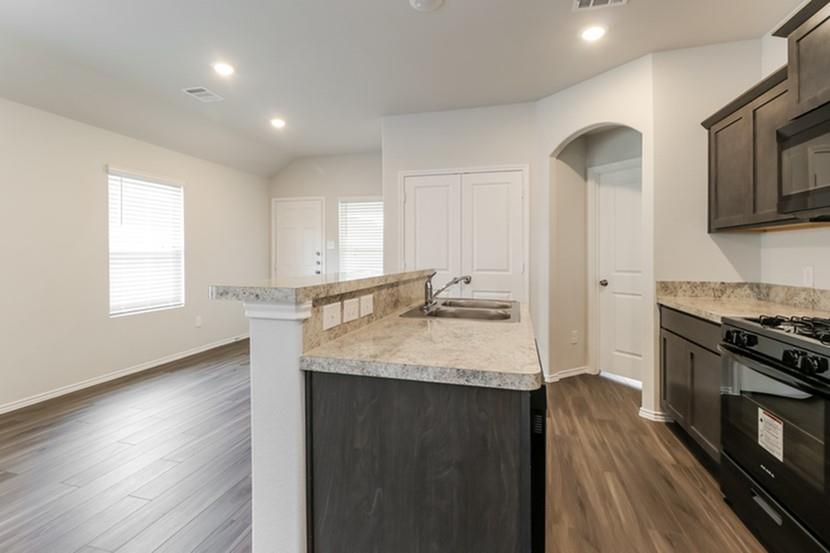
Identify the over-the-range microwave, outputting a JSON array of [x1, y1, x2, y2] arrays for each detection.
[[779, 102, 830, 220]]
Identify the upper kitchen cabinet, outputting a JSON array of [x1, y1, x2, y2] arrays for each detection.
[[702, 68, 795, 232], [774, 0, 830, 119]]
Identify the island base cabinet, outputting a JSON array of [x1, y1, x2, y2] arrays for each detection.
[[306, 371, 545, 553]]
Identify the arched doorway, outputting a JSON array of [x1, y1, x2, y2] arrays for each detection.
[[548, 124, 653, 400]]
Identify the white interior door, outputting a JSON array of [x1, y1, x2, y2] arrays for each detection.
[[597, 161, 643, 381], [403, 174, 461, 294], [273, 198, 324, 279], [461, 171, 524, 300]]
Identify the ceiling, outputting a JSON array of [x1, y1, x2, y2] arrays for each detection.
[[0, 0, 801, 176]]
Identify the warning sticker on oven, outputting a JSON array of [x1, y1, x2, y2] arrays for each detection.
[[758, 408, 784, 462]]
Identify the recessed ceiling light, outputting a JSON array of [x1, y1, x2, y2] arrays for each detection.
[[410, 0, 444, 12], [581, 26, 606, 42], [270, 118, 286, 129], [212, 62, 235, 77]]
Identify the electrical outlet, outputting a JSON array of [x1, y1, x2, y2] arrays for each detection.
[[322, 302, 341, 330], [359, 294, 374, 317], [570, 330, 579, 345], [327, 240, 336, 251], [803, 265, 815, 288], [195, 315, 203, 328], [343, 298, 360, 323]]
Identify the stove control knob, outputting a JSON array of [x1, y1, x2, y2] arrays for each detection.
[[799, 355, 821, 375], [739, 333, 759, 348], [783, 349, 806, 368], [816, 357, 829, 374], [724, 330, 741, 345]]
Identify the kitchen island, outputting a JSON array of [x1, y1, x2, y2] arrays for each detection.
[[211, 270, 544, 553]]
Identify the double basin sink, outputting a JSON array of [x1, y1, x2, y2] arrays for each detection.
[[400, 298, 520, 322]]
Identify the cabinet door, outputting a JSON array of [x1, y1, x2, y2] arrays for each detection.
[[749, 81, 796, 226], [709, 110, 752, 231], [688, 343, 721, 462], [788, 3, 830, 118], [661, 330, 691, 426]]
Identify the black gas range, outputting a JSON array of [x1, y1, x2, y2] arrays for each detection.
[[719, 315, 830, 553]]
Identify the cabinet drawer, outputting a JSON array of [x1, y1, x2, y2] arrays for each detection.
[[660, 307, 721, 353]]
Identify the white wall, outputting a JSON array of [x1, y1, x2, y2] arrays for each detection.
[[0, 97, 270, 411], [586, 126, 643, 167], [270, 153, 382, 274], [381, 103, 536, 273], [652, 40, 764, 283]]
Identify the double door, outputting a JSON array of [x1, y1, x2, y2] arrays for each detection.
[[403, 170, 525, 300]]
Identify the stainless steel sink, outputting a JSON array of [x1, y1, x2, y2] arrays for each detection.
[[441, 299, 513, 309], [400, 299, 520, 322]]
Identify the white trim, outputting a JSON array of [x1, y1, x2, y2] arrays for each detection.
[[271, 197, 326, 280], [638, 407, 673, 423], [397, 164, 530, 302], [0, 334, 248, 416], [600, 371, 642, 390], [339, 195, 383, 203], [545, 366, 599, 383], [243, 301, 312, 321], [586, 157, 642, 375]]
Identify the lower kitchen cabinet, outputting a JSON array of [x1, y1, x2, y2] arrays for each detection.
[[305, 371, 546, 553], [660, 307, 721, 464]]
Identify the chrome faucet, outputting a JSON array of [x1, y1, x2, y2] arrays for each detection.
[[423, 272, 472, 311]]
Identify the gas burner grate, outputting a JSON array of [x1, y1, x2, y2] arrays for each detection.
[[758, 315, 830, 345]]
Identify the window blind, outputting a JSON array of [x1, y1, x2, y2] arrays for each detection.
[[108, 171, 184, 316], [338, 199, 384, 274]]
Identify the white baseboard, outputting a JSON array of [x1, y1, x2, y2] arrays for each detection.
[[599, 371, 643, 390], [0, 334, 248, 416], [545, 366, 599, 383], [638, 407, 673, 423]]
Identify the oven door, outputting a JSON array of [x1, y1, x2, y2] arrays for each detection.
[[779, 102, 830, 218], [721, 345, 829, 546]]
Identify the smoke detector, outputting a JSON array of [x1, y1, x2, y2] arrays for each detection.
[[182, 87, 224, 103], [573, 0, 627, 11]]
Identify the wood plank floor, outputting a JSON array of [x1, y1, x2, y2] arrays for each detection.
[[0, 342, 764, 552], [0, 341, 251, 553], [547, 375, 765, 553]]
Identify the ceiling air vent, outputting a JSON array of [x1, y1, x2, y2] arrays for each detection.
[[182, 87, 224, 103], [573, 0, 627, 10]]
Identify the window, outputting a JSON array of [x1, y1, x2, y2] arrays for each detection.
[[108, 170, 184, 316], [338, 198, 384, 274]]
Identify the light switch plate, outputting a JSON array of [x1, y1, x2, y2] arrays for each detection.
[[322, 302, 341, 330], [360, 294, 374, 317], [327, 240, 336, 251], [343, 298, 360, 323]]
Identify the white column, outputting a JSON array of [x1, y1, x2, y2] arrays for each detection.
[[244, 301, 312, 553]]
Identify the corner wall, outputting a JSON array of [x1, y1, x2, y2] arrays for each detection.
[[0, 97, 270, 412]]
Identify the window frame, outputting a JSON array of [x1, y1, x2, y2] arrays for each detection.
[[337, 195, 384, 275], [107, 167, 186, 318]]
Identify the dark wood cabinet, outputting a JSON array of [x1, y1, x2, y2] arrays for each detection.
[[306, 371, 545, 553], [778, 1, 830, 119], [662, 329, 691, 425], [703, 68, 796, 232], [660, 307, 721, 464]]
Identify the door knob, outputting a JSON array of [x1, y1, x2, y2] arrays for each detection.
[[599, 279, 609, 287]]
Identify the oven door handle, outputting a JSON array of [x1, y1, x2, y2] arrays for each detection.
[[751, 489, 784, 526], [719, 344, 822, 397]]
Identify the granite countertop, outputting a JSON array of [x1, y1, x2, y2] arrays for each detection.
[[210, 269, 434, 304], [657, 296, 830, 324], [300, 304, 543, 391]]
